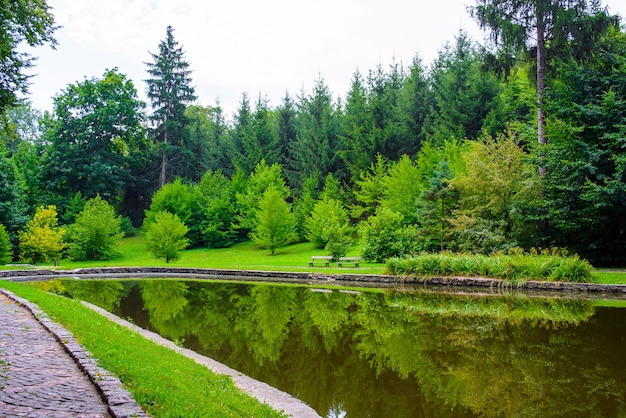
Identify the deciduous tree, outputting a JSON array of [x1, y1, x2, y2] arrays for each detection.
[[19, 205, 65, 265], [251, 187, 296, 255], [144, 211, 189, 263], [0, 223, 12, 264], [0, 0, 57, 112], [68, 196, 124, 261], [41, 69, 148, 211]]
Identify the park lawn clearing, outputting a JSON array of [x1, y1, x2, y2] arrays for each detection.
[[0, 280, 287, 418], [45, 237, 388, 275]]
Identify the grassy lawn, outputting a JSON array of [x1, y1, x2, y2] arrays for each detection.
[[2, 235, 625, 284], [0, 280, 287, 417], [29, 236, 389, 275]]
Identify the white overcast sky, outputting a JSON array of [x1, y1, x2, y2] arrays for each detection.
[[22, 0, 626, 119]]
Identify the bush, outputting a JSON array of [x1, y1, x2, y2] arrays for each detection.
[[250, 187, 296, 255], [386, 250, 594, 283], [0, 223, 12, 264], [144, 179, 203, 246], [359, 207, 418, 263], [305, 198, 352, 260], [68, 196, 124, 261], [143, 211, 189, 263], [19, 205, 66, 265]]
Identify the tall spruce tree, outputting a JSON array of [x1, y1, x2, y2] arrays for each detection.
[[145, 25, 196, 187], [469, 0, 618, 174]]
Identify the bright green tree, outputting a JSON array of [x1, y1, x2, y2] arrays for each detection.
[[359, 207, 418, 263], [144, 178, 203, 246], [381, 154, 422, 225], [68, 196, 124, 261], [448, 131, 538, 253], [305, 197, 352, 259], [0, 223, 12, 264], [236, 160, 290, 232], [145, 25, 197, 187], [250, 187, 296, 255], [19, 205, 66, 265], [0, 0, 57, 112], [351, 154, 387, 220], [144, 211, 190, 263], [196, 170, 238, 248]]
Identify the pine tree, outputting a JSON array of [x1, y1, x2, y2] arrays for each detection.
[[145, 25, 197, 187]]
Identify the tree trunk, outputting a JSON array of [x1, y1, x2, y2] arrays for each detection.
[[536, 4, 547, 176], [160, 117, 168, 188]]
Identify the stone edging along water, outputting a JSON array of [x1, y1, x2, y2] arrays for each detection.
[[1, 266, 626, 295], [0, 289, 149, 418]]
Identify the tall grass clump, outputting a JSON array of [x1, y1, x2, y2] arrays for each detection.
[[386, 248, 594, 283]]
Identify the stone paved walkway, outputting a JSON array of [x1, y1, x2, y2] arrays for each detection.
[[0, 291, 147, 418]]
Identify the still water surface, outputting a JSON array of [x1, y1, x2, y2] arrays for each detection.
[[38, 279, 626, 417]]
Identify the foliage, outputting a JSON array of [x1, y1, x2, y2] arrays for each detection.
[[67, 196, 124, 261], [0, 142, 27, 236], [288, 77, 343, 187], [228, 95, 281, 176], [236, 160, 290, 232], [144, 211, 189, 263], [424, 31, 500, 142], [0, 0, 57, 112], [145, 25, 197, 187], [250, 187, 296, 255], [381, 154, 422, 224], [387, 249, 594, 283], [304, 197, 352, 260], [541, 27, 626, 264], [196, 170, 237, 248], [292, 175, 319, 241], [144, 179, 202, 246], [40, 69, 148, 210], [0, 223, 12, 264], [448, 131, 539, 253], [359, 207, 419, 263], [351, 154, 387, 220], [183, 104, 227, 181], [18, 205, 66, 265]]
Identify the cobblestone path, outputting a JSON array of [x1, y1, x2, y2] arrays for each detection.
[[0, 293, 111, 417]]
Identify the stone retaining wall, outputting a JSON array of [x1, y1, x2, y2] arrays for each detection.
[[2, 266, 626, 294]]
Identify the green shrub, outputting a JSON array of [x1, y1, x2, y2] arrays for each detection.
[[0, 223, 12, 264], [68, 196, 124, 261], [359, 207, 418, 263], [19, 205, 66, 265], [305, 197, 352, 260], [386, 250, 595, 283], [143, 211, 190, 263]]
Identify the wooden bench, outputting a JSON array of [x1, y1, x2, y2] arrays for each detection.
[[309, 255, 333, 267], [338, 257, 361, 267]]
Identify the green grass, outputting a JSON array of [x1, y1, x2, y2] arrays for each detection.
[[3, 236, 625, 284], [386, 252, 597, 284], [591, 270, 626, 285], [13, 236, 388, 275], [0, 280, 287, 417]]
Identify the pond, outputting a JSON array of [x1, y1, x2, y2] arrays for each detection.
[[34, 279, 626, 418]]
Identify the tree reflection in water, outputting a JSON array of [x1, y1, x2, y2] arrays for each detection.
[[39, 279, 626, 418]]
